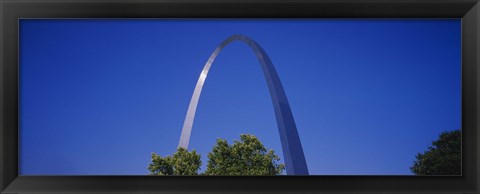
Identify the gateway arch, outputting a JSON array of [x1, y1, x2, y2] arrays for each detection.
[[178, 35, 309, 175]]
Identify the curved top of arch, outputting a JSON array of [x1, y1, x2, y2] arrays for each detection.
[[178, 35, 309, 175]]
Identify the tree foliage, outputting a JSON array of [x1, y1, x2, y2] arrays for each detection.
[[148, 147, 201, 175], [410, 129, 461, 175], [204, 134, 285, 175]]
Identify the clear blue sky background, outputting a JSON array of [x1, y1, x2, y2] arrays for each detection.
[[19, 19, 461, 175]]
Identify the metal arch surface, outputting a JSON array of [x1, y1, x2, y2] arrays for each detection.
[[178, 35, 309, 175]]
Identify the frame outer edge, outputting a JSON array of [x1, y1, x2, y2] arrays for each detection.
[[1, 0, 19, 193], [477, 2, 480, 193], [1, 0, 480, 194], [474, 3, 480, 194], [462, 1, 480, 194], [472, 2, 479, 193], [0, 0, 2, 191], [1, 0, 5, 192]]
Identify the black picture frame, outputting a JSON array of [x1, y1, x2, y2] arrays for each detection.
[[1, 0, 479, 193]]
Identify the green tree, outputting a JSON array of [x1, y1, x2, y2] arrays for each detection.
[[410, 129, 461, 175], [148, 147, 201, 175], [205, 134, 285, 175]]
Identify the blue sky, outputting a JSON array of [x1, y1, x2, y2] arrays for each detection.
[[19, 19, 461, 175]]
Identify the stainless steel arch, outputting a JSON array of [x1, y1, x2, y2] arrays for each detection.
[[178, 35, 309, 175]]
